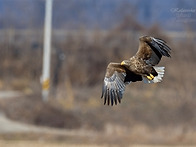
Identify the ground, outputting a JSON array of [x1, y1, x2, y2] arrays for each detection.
[[0, 90, 196, 146]]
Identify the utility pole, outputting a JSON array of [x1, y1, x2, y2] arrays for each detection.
[[42, 0, 53, 101]]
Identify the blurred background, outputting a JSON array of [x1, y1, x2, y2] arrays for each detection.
[[0, 0, 196, 146]]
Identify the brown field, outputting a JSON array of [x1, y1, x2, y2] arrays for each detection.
[[0, 24, 196, 145]]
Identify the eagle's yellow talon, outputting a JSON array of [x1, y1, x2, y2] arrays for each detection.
[[147, 76, 152, 80], [150, 74, 154, 79], [147, 74, 154, 80]]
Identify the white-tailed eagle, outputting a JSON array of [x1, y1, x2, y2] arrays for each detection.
[[101, 36, 171, 106]]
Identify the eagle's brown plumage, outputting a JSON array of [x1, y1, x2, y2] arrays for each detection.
[[101, 36, 171, 106]]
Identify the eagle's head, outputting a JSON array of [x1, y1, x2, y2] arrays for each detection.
[[121, 60, 130, 66]]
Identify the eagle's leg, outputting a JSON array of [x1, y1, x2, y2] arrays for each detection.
[[147, 74, 154, 80], [147, 75, 152, 80], [146, 67, 157, 80], [150, 74, 154, 79]]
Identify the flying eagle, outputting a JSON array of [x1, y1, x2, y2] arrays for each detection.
[[101, 36, 171, 106]]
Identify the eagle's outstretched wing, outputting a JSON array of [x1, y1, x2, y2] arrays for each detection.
[[136, 36, 171, 66], [101, 63, 126, 106], [101, 63, 142, 106]]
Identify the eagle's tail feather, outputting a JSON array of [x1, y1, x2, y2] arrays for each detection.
[[153, 66, 165, 83], [142, 66, 165, 83]]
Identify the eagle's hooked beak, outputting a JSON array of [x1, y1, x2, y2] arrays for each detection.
[[121, 61, 126, 65]]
